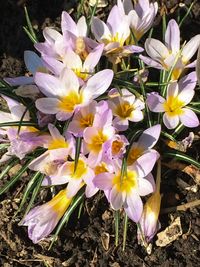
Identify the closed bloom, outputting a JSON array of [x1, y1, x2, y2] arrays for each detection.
[[140, 19, 200, 80], [21, 188, 72, 243], [147, 72, 199, 129], [117, 0, 158, 42], [35, 68, 113, 121]]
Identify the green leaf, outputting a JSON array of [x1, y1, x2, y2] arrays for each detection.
[[0, 121, 38, 128], [114, 210, 120, 247], [24, 6, 38, 43], [179, 1, 195, 28], [163, 152, 200, 168], [74, 137, 82, 173], [122, 213, 128, 251], [0, 159, 32, 195], [15, 171, 42, 216], [0, 158, 19, 180]]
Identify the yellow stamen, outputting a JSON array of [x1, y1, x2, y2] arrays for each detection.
[[72, 68, 89, 80], [112, 170, 137, 193], [88, 130, 108, 153], [69, 159, 87, 179], [59, 91, 83, 112], [163, 96, 184, 117], [50, 189, 72, 214], [79, 114, 94, 128], [115, 101, 134, 119], [112, 140, 123, 155], [48, 138, 68, 150], [94, 162, 108, 175], [127, 146, 144, 165]]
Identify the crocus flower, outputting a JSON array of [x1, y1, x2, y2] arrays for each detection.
[[105, 134, 129, 160], [29, 123, 75, 176], [0, 95, 45, 162], [35, 68, 113, 121], [127, 124, 161, 165], [108, 88, 145, 131], [21, 188, 72, 243], [91, 5, 143, 64], [94, 154, 157, 222], [42, 155, 96, 198], [140, 19, 200, 80], [147, 72, 199, 129], [138, 160, 161, 247], [83, 104, 115, 166], [117, 0, 158, 42], [5, 51, 45, 86]]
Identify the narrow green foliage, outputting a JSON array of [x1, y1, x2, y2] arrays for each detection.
[[122, 213, 128, 251], [49, 190, 85, 249], [0, 158, 19, 180], [24, 6, 38, 43], [0, 159, 32, 195], [74, 137, 82, 173], [0, 121, 37, 128], [172, 124, 184, 138], [77, 0, 85, 20], [23, 173, 44, 217], [161, 131, 176, 141], [16, 171, 42, 216], [179, 1, 195, 28], [114, 210, 120, 247], [188, 106, 200, 114], [78, 200, 84, 219], [164, 152, 200, 168]]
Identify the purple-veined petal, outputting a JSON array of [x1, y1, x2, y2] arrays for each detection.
[[42, 55, 64, 76], [145, 38, 169, 62], [146, 93, 165, 112], [179, 108, 199, 128], [91, 17, 111, 42], [138, 177, 154, 196], [77, 16, 88, 37], [182, 35, 200, 63], [138, 124, 161, 150], [61, 11, 77, 36], [165, 19, 180, 53], [139, 55, 163, 69], [84, 44, 104, 71], [36, 98, 60, 114], [93, 173, 114, 190], [110, 185, 123, 210], [163, 112, 179, 129], [134, 151, 158, 178], [124, 191, 143, 222]]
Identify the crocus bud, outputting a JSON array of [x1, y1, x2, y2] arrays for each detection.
[[21, 189, 72, 243]]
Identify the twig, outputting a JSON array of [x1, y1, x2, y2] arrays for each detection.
[[161, 199, 200, 214]]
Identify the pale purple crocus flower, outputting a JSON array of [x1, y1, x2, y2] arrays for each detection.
[[117, 0, 158, 42], [127, 124, 161, 166], [108, 88, 145, 131], [105, 134, 129, 160], [5, 51, 45, 86], [83, 104, 115, 166], [21, 188, 73, 244], [140, 19, 200, 80], [147, 72, 199, 129], [91, 5, 143, 64], [42, 154, 96, 198], [35, 68, 113, 121], [138, 160, 161, 247], [94, 155, 157, 222], [28, 123, 75, 177], [0, 95, 45, 162]]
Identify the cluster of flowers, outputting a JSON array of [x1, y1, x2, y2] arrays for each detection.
[[1, 0, 200, 247]]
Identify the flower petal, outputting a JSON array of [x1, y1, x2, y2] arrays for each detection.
[[165, 19, 180, 53], [182, 35, 200, 63], [138, 124, 161, 150], [179, 108, 199, 128], [146, 93, 165, 112], [124, 191, 143, 222], [163, 112, 179, 129], [110, 185, 123, 210], [36, 98, 60, 114], [145, 38, 169, 62]]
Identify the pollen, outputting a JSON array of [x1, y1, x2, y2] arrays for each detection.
[[59, 91, 82, 112], [115, 101, 134, 119], [94, 162, 108, 175], [80, 113, 94, 128], [112, 140, 123, 155], [69, 159, 87, 180], [112, 170, 137, 193], [73, 68, 89, 80], [163, 96, 184, 117]]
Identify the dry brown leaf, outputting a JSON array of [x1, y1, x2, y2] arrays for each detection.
[[101, 232, 110, 250], [156, 217, 182, 247]]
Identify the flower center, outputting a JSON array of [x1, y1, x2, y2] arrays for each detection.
[[115, 101, 134, 119], [68, 159, 87, 180], [88, 130, 108, 153], [163, 96, 184, 117], [59, 91, 83, 112], [51, 189, 72, 214], [73, 68, 89, 80], [94, 162, 108, 175], [75, 37, 88, 60], [48, 138, 68, 150], [112, 170, 137, 193], [112, 140, 123, 155], [80, 114, 94, 128]]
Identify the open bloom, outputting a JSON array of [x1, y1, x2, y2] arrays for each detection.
[[0, 95, 45, 162], [108, 88, 145, 131], [127, 124, 161, 165], [91, 5, 143, 64], [83, 104, 115, 166], [117, 0, 158, 42], [94, 154, 157, 222], [147, 72, 199, 129], [140, 19, 200, 80], [29, 123, 75, 177], [35, 68, 113, 121], [21, 188, 72, 243]]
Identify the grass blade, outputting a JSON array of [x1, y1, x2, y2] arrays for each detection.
[[114, 210, 120, 247], [163, 151, 200, 168], [122, 213, 128, 251]]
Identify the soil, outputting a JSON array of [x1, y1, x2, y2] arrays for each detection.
[[0, 0, 200, 266]]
